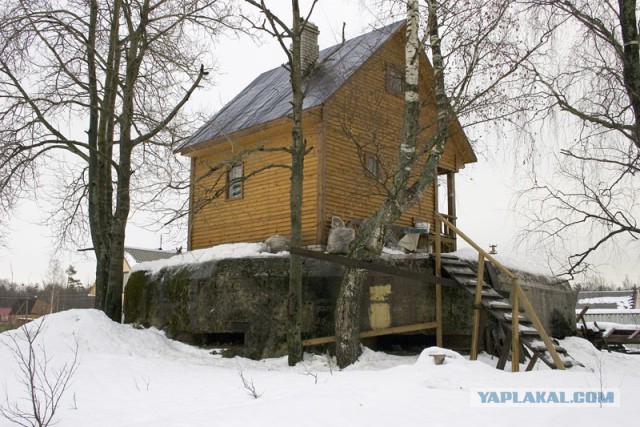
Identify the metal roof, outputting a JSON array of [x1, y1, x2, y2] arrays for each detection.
[[124, 247, 177, 266], [176, 20, 405, 153]]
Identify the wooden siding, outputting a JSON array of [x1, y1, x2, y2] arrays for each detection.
[[188, 112, 322, 250], [185, 26, 475, 250], [321, 29, 467, 237]]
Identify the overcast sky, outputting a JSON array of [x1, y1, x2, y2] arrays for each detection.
[[1, 1, 637, 287]]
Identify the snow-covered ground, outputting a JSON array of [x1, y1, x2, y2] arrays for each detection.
[[0, 310, 638, 426]]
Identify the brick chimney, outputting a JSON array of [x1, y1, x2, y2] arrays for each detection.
[[300, 21, 319, 72]]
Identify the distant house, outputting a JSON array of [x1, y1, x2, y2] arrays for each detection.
[[88, 247, 177, 298], [7, 296, 50, 324], [0, 307, 11, 322], [123, 247, 177, 285], [175, 20, 476, 252]]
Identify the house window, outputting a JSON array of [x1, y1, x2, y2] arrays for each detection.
[[365, 152, 380, 178], [386, 63, 403, 95], [227, 164, 243, 200]]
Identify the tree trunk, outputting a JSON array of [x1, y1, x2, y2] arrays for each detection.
[[335, 207, 398, 368], [334, 0, 421, 368], [287, 0, 304, 365], [335, 267, 368, 368]]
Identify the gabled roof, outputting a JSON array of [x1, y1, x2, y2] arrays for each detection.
[[176, 20, 405, 153], [124, 247, 177, 267]]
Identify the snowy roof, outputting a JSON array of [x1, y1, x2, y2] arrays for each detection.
[[577, 290, 636, 310], [176, 20, 405, 153], [124, 247, 177, 267], [130, 242, 286, 275]]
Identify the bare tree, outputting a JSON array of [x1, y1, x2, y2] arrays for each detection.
[[513, 0, 640, 277], [0, 320, 79, 427], [243, 0, 320, 365], [334, 0, 551, 367], [0, 0, 238, 321]]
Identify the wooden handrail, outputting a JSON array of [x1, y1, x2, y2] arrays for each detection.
[[435, 213, 565, 371], [436, 214, 516, 280]]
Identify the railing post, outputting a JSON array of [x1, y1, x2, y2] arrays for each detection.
[[511, 278, 520, 373], [434, 215, 442, 347], [470, 253, 484, 360]]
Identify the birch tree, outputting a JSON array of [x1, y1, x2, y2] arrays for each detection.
[[335, 0, 550, 367], [0, 0, 237, 321]]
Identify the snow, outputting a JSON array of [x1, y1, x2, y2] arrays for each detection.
[[580, 321, 640, 335], [451, 247, 557, 277], [1, 310, 639, 426], [578, 308, 640, 315], [131, 242, 286, 275], [578, 296, 634, 310]]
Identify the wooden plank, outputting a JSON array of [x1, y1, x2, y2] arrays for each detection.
[[302, 322, 439, 347], [434, 181, 443, 347], [576, 306, 589, 323], [496, 327, 512, 370], [525, 352, 538, 372], [289, 247, 456, 287], [470, 253, 485, 360], [512, 278, 520, 373]]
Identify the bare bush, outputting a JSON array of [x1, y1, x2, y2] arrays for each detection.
[[238, 370, 263, 399], [0, 320, 79, 427]]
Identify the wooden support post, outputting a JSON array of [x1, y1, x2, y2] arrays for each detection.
[[496, 326, 511, 370], [511, 278, 520, 372], [447, 172, 456, 250], [525, 353, 539, 372], [470, 254, 484, 360], [434, 180, 443, 347]]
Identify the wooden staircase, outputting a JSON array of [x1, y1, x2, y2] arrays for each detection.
[[439, 253, 581, 370]]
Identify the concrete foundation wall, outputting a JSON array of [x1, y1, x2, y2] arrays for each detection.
[[124, 254, 575, 359]]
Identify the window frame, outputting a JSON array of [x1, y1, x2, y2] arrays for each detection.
[[386, 63, 404, 95], [226, 163, 244, 200], [364, 151, 381, 178]]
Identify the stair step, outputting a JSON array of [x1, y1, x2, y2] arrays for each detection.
[[441, 258, 469, 267], [444, 266, 476, 276], [480, 289, 502, 298], [464, 279, 491, 288], [487, 301, 512, 309], [504, 324, 539, 335], [439, 254, 583, 370], [503, 312, 527, 322]]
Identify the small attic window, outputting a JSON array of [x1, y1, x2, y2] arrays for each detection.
[[227, 164, 243, 200], [365, 152, 380, 178], [386, 63, 403, 95]]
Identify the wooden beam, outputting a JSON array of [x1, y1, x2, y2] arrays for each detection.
[[434, 180, 443, 347], [496, 326, 512, 370], [470, 254, 485, 360], [447, 172, 456, 250], [289, 247, 456, 287], [511, 278, 520, 373], [301, 322, 439, 347], [525, 353, 538, 372]]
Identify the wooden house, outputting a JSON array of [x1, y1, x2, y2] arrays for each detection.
[[176, 20, 476, 251]]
